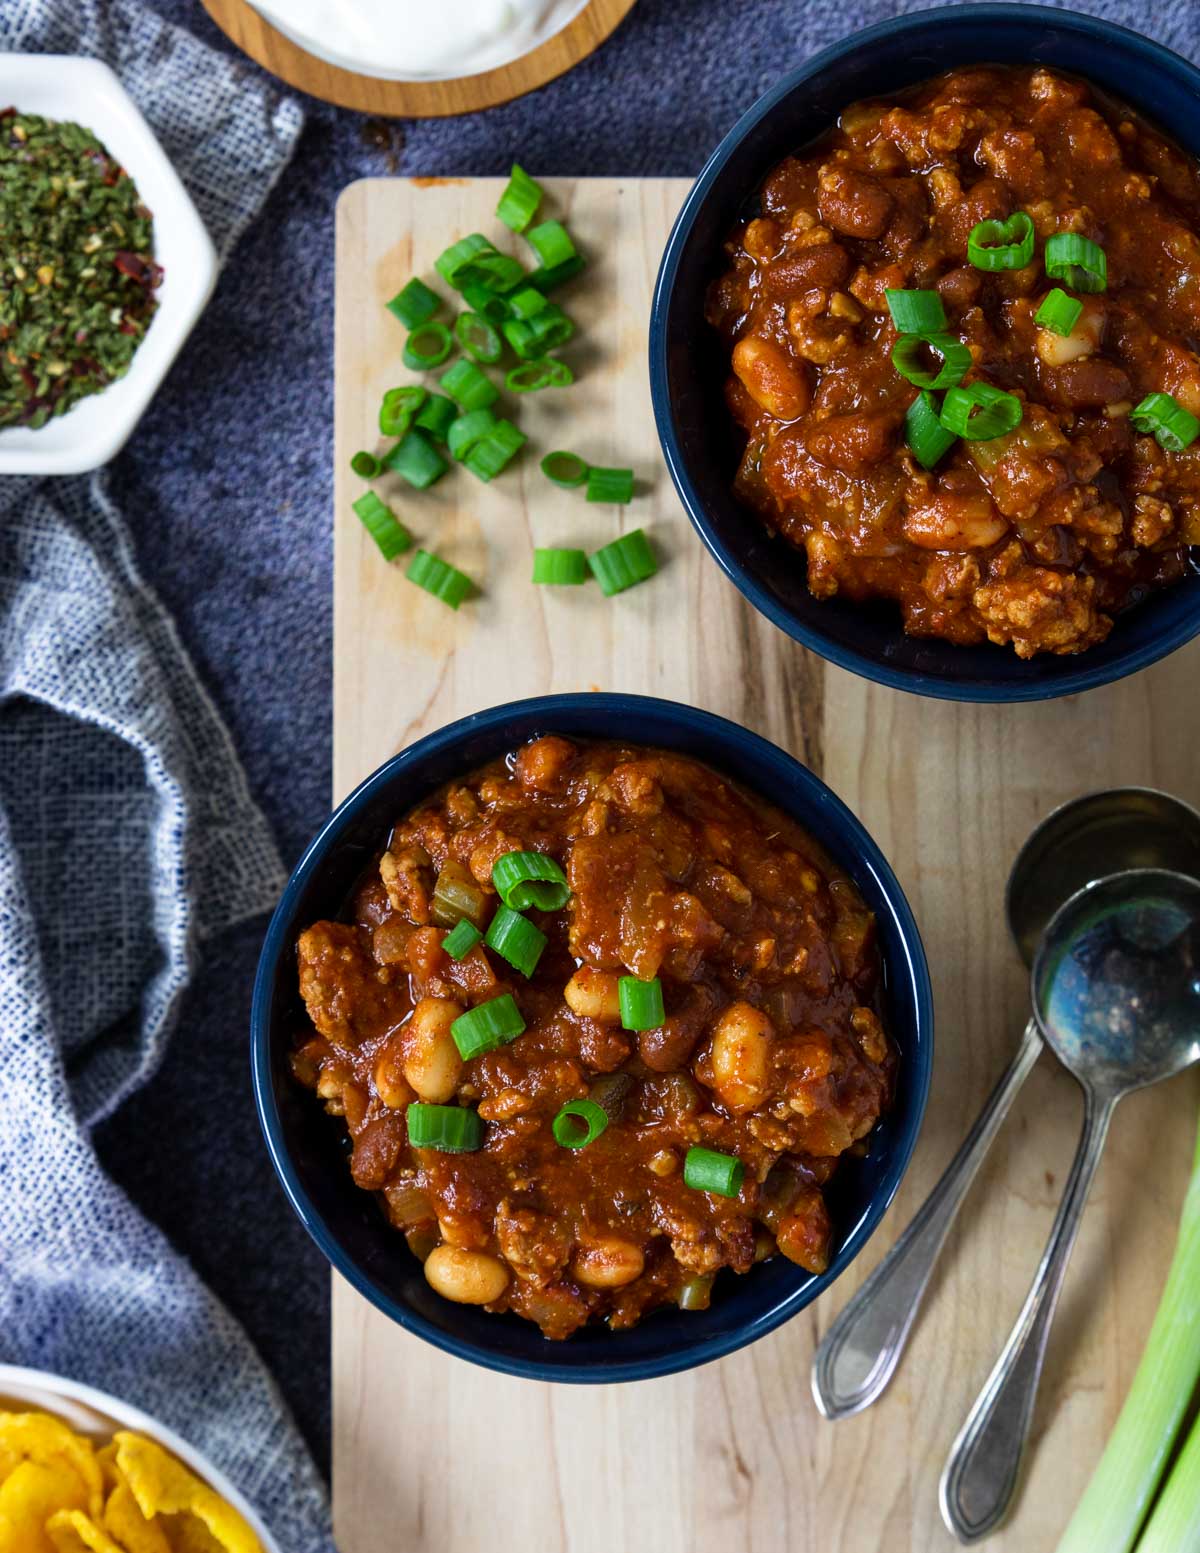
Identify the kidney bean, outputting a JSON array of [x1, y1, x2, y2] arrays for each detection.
[[817, 166, 893, 238], [760, 242, 852, 298]]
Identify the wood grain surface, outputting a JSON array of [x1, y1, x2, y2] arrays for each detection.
[[199, 0, 636, 117], [332, 176, 1200, 1553]]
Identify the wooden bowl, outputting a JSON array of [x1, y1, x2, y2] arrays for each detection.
[[199, 0, 637, 117]]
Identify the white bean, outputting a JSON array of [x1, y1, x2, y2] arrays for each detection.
[[563, 968, 622, 1022], [424, 1246, 510, 1305], [404, 997, 464, 1103], [709, 1001, 773, 1112], [573, 1238, 645, 1289]]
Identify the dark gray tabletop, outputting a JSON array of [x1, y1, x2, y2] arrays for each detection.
[[94, 0, 1196, 1476]]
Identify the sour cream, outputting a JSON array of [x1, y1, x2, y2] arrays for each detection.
[[251, 0, 591, 82]]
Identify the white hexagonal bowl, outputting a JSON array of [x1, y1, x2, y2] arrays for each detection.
[[0, 56, 218, 475], [0, 1363, 283, 1552]]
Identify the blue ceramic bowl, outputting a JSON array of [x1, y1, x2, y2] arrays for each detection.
[[251, 695, 934, 1382], [650, 4, 1200, 702]]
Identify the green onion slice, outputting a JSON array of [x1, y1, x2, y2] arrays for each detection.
[[406, 549, 473, 609], [450, 993, 526, 1060], [1044, 231, 1107, 293], [406, 1102, 483, 1153], [532, 547, 588, 585], [589, 529, 657, 596], [462, 282, 511, 323], [507, 359, 574, 393], [442, 919, 483, 959], [447, 408, 499, 461], [891, 332, 971, 390], [618, 975, 664, 1031], [541, 450, 589, 488], [529, 254, 586, 294], [586, 466, 635, 504], [403, 322, 453, 371], [905, 390, 958, 470], [463, 421, 526, 482], [386, 277, 439, 329], [492, 850, 571, 911], [379, 384, 428, 438], [507, 285, 549, 320], [940, 382, 1024, 441], [414, 393, 457, 440], [885, 289, 947, 333], [435, 233, 496, 289], [966, 211, 1036, 271], [497, 163, 543, 233], [1034, 288, 1084, 338], [552, 1099, 609, 1150], [455, 311, 503, 364], [527, 219, 577, 271], [1131, 391, 1200, 452], [352, 492, 412, 561], [441, 358, 500, 412], [383, 429, 448, 490], [466, 252, 526, 293], [485, 904, 547, 978], [350, 450, 381, 479], [684, 1145, 745, 1199]]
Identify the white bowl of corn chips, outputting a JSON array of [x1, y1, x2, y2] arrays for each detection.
[[0, 1364, 281, 1553]]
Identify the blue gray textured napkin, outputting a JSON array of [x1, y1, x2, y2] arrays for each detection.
[[0, 3, 333, 1548]]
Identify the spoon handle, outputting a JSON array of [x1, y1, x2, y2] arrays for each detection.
[[939, 1088, 1117, 1543], [812, 1018, 1043, 1421]]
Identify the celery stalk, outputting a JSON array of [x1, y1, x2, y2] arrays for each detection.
[[1136, 1411, 1200, 1553], [1056, 1113, 1200, 1553]]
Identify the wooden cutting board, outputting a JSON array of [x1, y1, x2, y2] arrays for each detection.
[[332, 177, 1200, 1553]]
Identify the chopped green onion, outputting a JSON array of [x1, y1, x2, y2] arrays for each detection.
[[441, 358, 499, 412], [1131, 391, 1200, 452], [1055, 1115, 1200, 1553], [532, 547, 588, 585], [586, 466, 635, 504], [383, 429, 448, 489], [966, 211, 1036, 271], [527, 219, 576, 271], [485, 904, 547, 978], [541, 450, 589, 488], [940, 382, 1023, 440], [885, 289, 947, 333], [350, 450, 381, 479], [435, 233, 496, 289], [503, 304, 574, 360], [1034, 288, 1084, 338], [447, 408, 499, 461], [466, 252, 526, 294], [492, 850, 571, 911], [386, 277, 439, 329], [507, 358, 573, 393], [463, 420, 527, 482], [618, 975, 664, 1031], [891, 332, 971, 390], [406, 1102, 483, 1153], [414, 393, 457, 440], [454, 311, 503, 364], [528, 254, 586, 294], [462, 282, 511, 323], [684, 1145, 745, 1199], [450, 993, 525, 1060], [589, 529, 657, 596], [1044, 231, 1107, 293], [507, 285, 549, 320], [352, 492, 412, 561], [552, 1099, 609, 1150], [403, 322, 453, 371], [379, 385, 427, 438], [1135, 1413, 1200, 1553], [442, 919, 483, 959], [406, 549, 473, 609], [905, 390, 958, 469], [496, 163, 543, 233]]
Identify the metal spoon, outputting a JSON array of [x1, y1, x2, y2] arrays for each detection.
[[812, 788, 1200, 1422], [940, 868, 1200, 1542]]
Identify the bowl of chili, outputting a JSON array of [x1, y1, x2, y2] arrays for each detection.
[[0, 56, 217, 475], [251, 693, 933, 1381], [650, 4, 1200, 701]]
